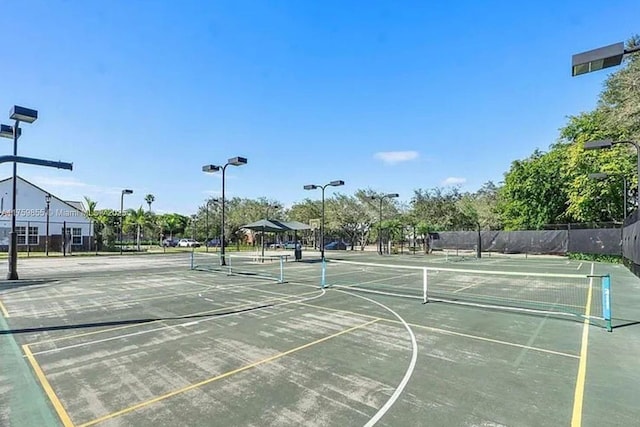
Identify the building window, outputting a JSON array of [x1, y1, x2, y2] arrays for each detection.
[[16, 226, 25, 245], [28, 226, 38, 245], [15, 226, 38, 245], [72, 228, 82, 245]]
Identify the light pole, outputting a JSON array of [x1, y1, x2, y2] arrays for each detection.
[[205, 198, 219, 253], [589, 172, 629, 219], [370, 193, 399, 255], [45, 193, 51, 256], [0, 106, 37, 280], [203, 156, 248, 266], [585, 140, 639, 212], [303, 180, 345, 260], [120, 189, 133, 255]]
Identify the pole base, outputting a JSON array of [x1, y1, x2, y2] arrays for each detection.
[[6, 271, 18, 280]]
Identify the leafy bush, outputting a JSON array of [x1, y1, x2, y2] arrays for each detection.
[[567, 252, 623, 264]]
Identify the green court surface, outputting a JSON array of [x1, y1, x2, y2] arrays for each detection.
[[1, 252, 639, 426]]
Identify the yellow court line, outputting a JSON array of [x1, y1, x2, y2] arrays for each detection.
[[79, 318, 380, 427], [571, 263, 594, 427], [22, 344, 74, 427], [0, 298, 9, 317], [28, 289, 321, 346]]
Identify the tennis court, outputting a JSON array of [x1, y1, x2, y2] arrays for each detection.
[[1, 252, 639, 426]]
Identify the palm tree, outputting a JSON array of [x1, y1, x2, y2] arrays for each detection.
[[144, 194, 155, 212], [84, 196, 98, 254], [127, 206, 147, 251]]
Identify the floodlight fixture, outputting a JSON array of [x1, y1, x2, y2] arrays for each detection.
[[329, 180, 344, 187], [228, 156, 248, 166], [202, 164, 221, 173], [584, 140, 614, 150], [588, 173, 609, 180], [9, 105, 38, 123], [303, 184, 318, 190], [122, 189, 133, 195], [0, 124, 20, 139]]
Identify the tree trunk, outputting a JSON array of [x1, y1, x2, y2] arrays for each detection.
[[137, 225, 141, 251]]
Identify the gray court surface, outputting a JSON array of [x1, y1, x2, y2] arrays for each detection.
[[1, 252, 639, 426]]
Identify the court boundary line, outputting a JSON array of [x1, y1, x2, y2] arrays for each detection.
[[287, 299, 580, 359], [26, 288, 324, 347], [571, 263, 594, 426], [334, 289, 418, 427], [216, 280, 582, 360], [77, 318, 381, 427], [22, 344, 74, 427], [0, 298, 9, 317], [29, 288, 327, 356]]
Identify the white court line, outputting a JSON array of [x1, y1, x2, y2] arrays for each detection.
[[332, 289, 418, 427], [29, 288, 327, 356], [577, 262, 583, 270]]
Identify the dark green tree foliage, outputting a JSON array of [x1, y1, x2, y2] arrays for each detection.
[[498, 149, 570, 229]]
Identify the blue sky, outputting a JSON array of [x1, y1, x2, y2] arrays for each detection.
[[1, 0, 639, 214]]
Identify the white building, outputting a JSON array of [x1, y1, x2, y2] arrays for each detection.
[[0, 176, 92, 252]]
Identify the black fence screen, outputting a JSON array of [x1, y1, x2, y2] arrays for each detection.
[[431, 227, 622, 256]]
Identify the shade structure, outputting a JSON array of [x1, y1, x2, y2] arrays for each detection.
[[241, 219, 311, 232]]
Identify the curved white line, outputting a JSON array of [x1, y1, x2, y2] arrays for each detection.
[[335, 289, 418, 427]]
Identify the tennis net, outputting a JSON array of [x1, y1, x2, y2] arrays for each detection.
[[321, 259, 612, 330], [191, 252, 287, 283]]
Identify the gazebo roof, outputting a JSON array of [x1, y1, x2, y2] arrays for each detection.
[[241, 219, 311, 232]]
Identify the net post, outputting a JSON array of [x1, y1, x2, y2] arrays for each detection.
[[279, 256, 284, 284], [321, 258, 326, 288], [190, 251, 194, 270], [227, 254, 233, 276], [422, 267, 429, 304], [602, 274, 612, 332]]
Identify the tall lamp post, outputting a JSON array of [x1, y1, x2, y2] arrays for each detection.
[[45, 193, 51, 256], [120, 189, 133, 255], [0, 106, 37, 280], [205, 198, 219, 253], [585, 140, 639, 212], [303, 180, 345, 261], [370, 193, 399, 255], [203, 156, 248, 266], [589, 172, 629, 219]]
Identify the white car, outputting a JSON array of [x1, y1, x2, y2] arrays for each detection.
[[177, 238, 201, 248]]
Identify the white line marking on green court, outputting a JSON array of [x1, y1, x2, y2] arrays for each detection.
[[334, 289, 418, 427], [577, 262, 583, 270], [30, 288, 327, 356]]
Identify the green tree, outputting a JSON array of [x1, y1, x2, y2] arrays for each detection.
[[83, 196, 99, 253], [144, 194, 155, 212], [126, 206, 147, 251]]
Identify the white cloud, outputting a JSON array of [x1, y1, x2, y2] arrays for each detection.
[[441, 177, 467, 186], [374, 151, 419, 165]]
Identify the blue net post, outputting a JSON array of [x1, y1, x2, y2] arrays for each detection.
[[321, 259, 326, 288], [602, 274, 612, 332]]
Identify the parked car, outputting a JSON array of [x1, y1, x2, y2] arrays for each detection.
[[268, 242, 283, 249], [206, 238, 221, 247], [283, 241, 297, 249], [324, 241, 347, 250], [177, 238, 201, 248], [162, 238, 179, 247]]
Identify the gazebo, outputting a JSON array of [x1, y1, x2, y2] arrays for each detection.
[[241, 219, 311, 257]]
